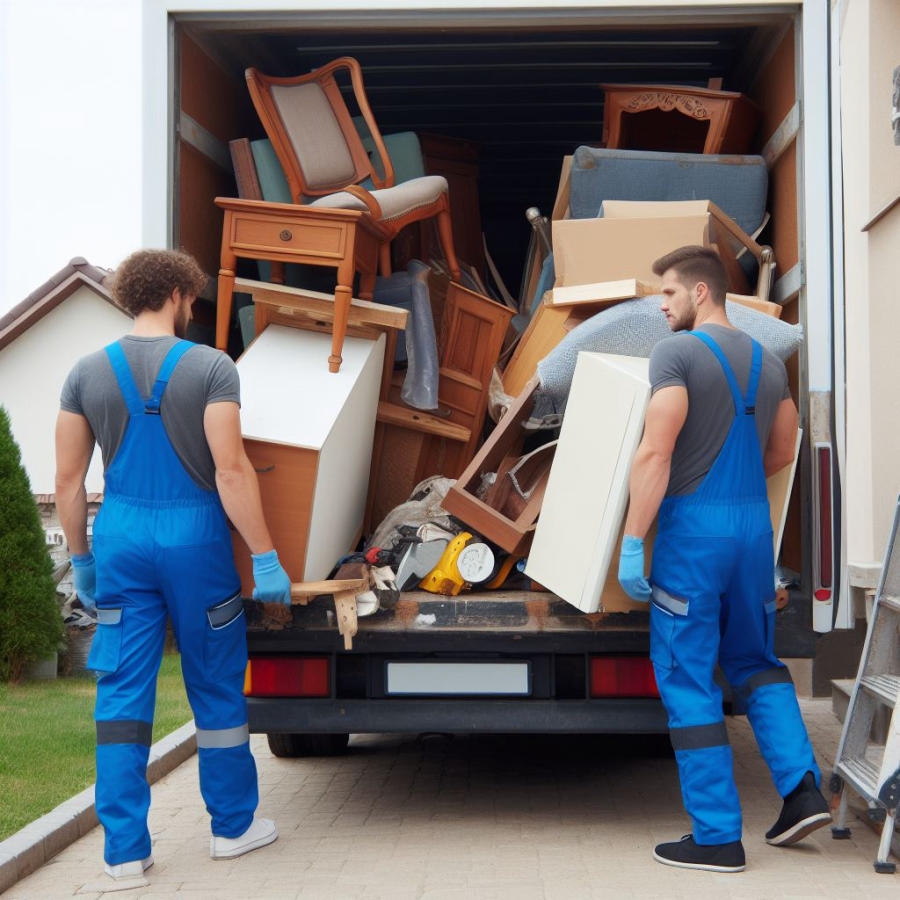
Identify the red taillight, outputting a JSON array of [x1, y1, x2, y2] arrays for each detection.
[[245, 656, 330, 698], [815, 443, 833, 601], [589, 657, 659, 698]]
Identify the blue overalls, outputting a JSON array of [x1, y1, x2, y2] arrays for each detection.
[[88, 340, 258, 866], [649, 330, 819, 845]]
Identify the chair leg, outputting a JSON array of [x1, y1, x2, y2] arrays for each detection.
[[437, 207, 462, 282], [379, 242, 392, 278]]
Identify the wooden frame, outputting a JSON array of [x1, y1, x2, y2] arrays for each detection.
[[600, 83, 761, 155], [214, 196, 384, 372], [442, 375, 548, 554]]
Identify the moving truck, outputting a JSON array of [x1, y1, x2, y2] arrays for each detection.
[[158, 3, 853, 756], [8, 1, 865, 755]]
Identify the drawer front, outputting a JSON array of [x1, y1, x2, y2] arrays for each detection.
[[230, 213, 349, 261]]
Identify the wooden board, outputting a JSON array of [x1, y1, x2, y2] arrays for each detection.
[[548, 278, 657, 308]]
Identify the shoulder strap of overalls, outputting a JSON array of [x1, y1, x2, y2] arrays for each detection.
[[690, 330, 763, 415], [104, 340, 194, 416]]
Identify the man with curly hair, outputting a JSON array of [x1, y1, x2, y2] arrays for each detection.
[[55, 248, 290, 890]]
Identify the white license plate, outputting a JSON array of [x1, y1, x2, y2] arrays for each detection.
[[385, 661, 531, 696]]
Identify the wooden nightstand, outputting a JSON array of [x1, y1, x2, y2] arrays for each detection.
[[600, 83, 761, 154], [214, 197, 385, 372]]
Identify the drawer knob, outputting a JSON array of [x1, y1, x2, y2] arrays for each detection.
[[279, 229, 293, 241]]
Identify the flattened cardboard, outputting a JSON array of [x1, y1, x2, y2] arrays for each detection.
[[552, 215, 710, 287], [548, 277, 657, 308]]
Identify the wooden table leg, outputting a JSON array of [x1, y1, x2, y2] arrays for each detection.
[[330, 254, 355, 373], [216, 217, 237, 352]]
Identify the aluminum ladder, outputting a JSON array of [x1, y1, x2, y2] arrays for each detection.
[[831, 497, 900, 873]]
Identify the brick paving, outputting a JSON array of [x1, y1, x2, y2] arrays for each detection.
[[4, 698, 897, 899]]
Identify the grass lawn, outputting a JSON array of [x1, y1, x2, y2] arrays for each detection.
[[0, 651, 193, 841]]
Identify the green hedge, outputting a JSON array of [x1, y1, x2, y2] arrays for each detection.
[[0, 406, 62, 681]]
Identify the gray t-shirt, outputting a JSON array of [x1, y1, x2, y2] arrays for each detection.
[[649, 323, 791, 496], [60, 335, 240, 491]]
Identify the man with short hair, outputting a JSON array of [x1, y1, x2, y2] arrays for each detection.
[[55, 248, 291, 890], [618, 245, 830, 873]]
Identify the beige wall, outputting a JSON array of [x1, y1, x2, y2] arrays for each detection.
[[840, 0, 900, 577], [0, 286, 130, 495]]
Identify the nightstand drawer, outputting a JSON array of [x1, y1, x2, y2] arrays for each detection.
[[229, 212, 350, 261]]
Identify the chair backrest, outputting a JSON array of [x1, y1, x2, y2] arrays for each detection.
[[245, 57, 395, 203]]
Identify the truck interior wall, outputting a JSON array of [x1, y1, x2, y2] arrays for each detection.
[[171, 10, 808, 579], [749, 20, 802, 575], [177, 31, 253, 278]]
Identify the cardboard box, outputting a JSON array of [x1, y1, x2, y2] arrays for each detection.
[[552, 215, 710, 287]]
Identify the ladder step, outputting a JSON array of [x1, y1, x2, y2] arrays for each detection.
[[878, 593, 900, 614], [837, 756, 882, 800], [860, 673, 900, 707]]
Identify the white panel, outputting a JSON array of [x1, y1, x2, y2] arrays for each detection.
[[385, 662, 530, 696], [235, 324, 384, 581], [306, 332, 384, 579], [526, 353, 650, 613], [236, 325, 380, 449]]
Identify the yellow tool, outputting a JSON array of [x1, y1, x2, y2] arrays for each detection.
[[419, 531, 477, 596]]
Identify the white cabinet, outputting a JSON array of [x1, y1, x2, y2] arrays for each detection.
[[232, 324, 385, 589]]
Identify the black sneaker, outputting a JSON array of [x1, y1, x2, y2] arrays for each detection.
[[765, 771, 832, 846], [653, 834, 746, 873]]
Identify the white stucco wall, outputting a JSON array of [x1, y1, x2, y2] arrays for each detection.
[[0, 286, 131, 494], [840, 0, 900, 573]]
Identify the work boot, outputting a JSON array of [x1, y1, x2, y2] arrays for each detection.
[[653, 834, 746, 873], [210, 817, 278, 860], [102, 855, 153, 892], [765, 770, 832, 845]]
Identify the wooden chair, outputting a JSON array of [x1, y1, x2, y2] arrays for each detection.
[[245, 57, 461, 285]]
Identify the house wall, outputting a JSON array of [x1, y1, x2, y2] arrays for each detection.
[[0, 285, 130, 494], [839, 0, 900, 582]]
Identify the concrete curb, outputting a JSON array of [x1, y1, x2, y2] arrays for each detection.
[[0, 721, 197, 895]]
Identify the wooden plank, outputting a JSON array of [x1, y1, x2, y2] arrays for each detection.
[[236, 278, 408, 331], [376, 401, 471, 443], [229, 138, 264, 201], [548, 278, 656, 308]]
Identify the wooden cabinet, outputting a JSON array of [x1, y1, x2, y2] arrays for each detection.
[[231, 324, 385, 593], [600, 84, 761, 155]]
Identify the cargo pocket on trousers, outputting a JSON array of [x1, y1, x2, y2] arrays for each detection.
[[203, 591, 246, 682], [649, 586, 689, 672], [87, 607, 123, 675]]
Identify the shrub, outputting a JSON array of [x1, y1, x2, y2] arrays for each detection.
[[0, 406, 62, 681]]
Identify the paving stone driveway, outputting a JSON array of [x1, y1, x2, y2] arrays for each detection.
[[5, 698, 897, 899]]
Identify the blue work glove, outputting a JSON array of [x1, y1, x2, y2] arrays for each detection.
[[618, 535, 652, 603], [251, 550, 292, 605], [71, 552, 96, 610]]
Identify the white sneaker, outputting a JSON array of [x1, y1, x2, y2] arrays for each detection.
[[210, 817, 278, 860], [101, 856, 153, 892]]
